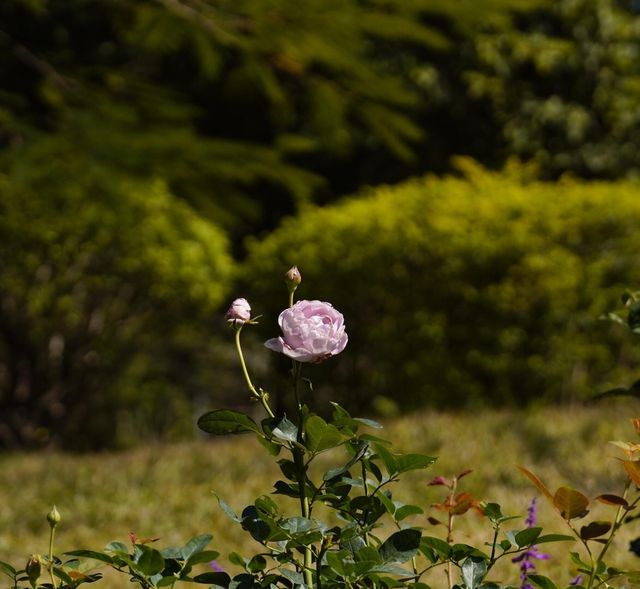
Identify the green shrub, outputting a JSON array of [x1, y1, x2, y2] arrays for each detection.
[[0, 149, 234, 449], [243, 160, 640, 412]]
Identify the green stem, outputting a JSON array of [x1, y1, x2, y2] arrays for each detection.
[[234, 327, 275, 418], [48, 526, 57, 589], [291, 360, 313, 588], [587, 480, 636, 589]]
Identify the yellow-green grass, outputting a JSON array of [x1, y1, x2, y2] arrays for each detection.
[[1, 400, 640, 587]]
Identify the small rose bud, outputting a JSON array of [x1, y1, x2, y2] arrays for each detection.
[[284, 266, 302, 295], [26, 555, 42, 585], [46, 505, 61, 529], [632, 418, 640, 436], [225, 298, 251, 325]]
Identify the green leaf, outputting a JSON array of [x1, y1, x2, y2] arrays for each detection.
[[535, 534, 575, 544], [181, 534, 213, 561], [193, 572, 231, 587], [255, 495, 278, 516], [228, 553, 246, 568], [514, 527, 542, 547], [354, 418, 383, 429], [0, 561, 16, 578], [198, 410, 260, 435], [461, 556, 487, 589], [185, 550, 220, 567], [257, 436, 281, 456], [64, 550, 114, 565], [214, 495, 241, 522], [553, 487, 589, 520], [247, 556, 266, 573], [420, 536, 451, 559], [326, 551, 348, 575], [395, 504, 424, 521], [368, 563, 412, 576], [580, 521, 612, 540], [105, 541, 129, 554], [136, 545, 165, 577], [376, 491, 396, 516], [483, 503, 503, 522], [379, 529, 422, 563], [527, 574, 559, 589], [395, 454, 437, 473], [306, 415, 343, 453], [373, 443, 398, 475]]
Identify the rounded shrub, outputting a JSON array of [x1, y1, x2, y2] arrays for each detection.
[[243, 160, 640, 412], [0, 150, 234, 449]]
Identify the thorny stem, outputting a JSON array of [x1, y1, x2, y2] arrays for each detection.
[[234, 326, 275, 418]]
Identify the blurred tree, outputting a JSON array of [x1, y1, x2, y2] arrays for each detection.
[[0, 0, 555, 235], [465, 0, 640, 178], [0, 144, 233, 449]]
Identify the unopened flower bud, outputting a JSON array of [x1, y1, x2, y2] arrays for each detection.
[[284, 266, 302, 293], [26, 555, 42, 582], [47, 505, 61, 528], [225, 298, 251, 325]]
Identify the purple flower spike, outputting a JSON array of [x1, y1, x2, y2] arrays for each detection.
[[513, 498, 550, 589]]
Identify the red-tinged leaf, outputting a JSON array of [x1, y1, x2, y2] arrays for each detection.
[[428, 476, 450, 487], [625, 461, 640, 487], [451, 492, 476, 515], [518, 467, 554, 501], [553, 486, 589, 520], [457, 469, 473, 480], [595, 494, 629, 507], [580, 521, 612, 540]]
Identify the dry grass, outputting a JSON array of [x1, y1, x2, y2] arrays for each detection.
[[1, 399, 640, 587]]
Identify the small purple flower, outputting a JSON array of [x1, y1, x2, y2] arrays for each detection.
[[209, 561, 224, 573], [513, 498, 550, 589], [569, 575, 582, 586]]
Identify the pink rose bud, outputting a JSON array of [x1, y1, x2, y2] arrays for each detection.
[[225, 298, 251, 325], [285, 266, 302, 288], [264, 300, 348, 363]]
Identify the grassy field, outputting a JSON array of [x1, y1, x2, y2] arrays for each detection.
[[2, 399, 640, 588]]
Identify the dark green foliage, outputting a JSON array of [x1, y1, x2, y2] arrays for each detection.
[[0, 148, 233, 449], [243, 162, 640, 412], [466, 0, 640, 179]]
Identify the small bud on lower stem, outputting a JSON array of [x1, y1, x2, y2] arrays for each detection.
[[47, 506, 61, 528], [285, 266, 302, 294]]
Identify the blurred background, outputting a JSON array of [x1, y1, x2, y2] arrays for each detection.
[[2, 0, 640, 451]]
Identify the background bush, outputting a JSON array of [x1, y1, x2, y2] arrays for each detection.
[[0, 147, 233, 449], [243, 161, 640, 414]]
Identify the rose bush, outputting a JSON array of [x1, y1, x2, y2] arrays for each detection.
[[5, 270, 640, 589], [264, 299, 348, 363]]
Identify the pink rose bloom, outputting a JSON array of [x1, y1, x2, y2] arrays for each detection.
[[265, 300, 348, 363], [225, 298, 251, 324]]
